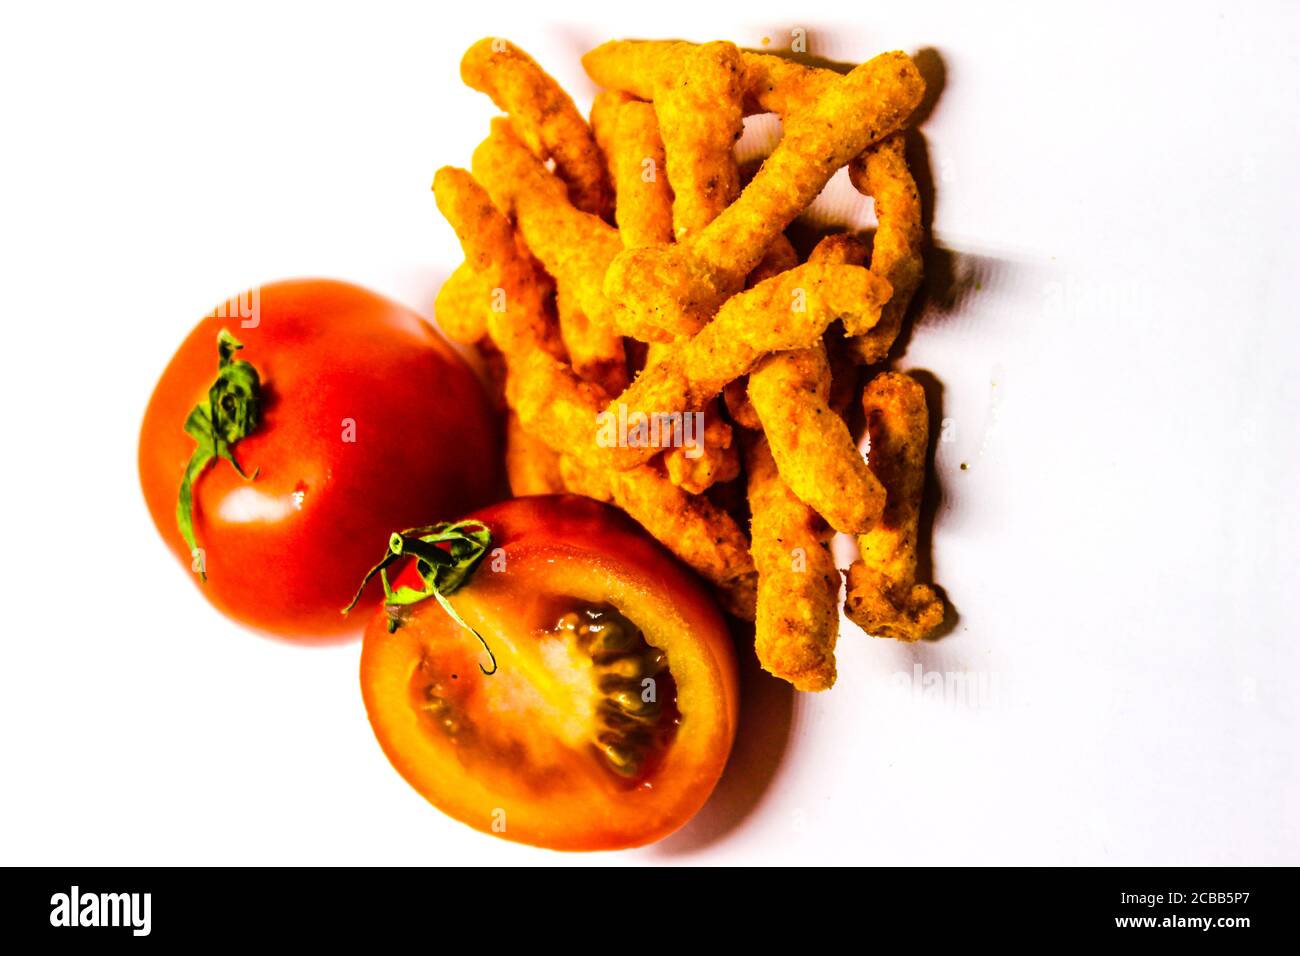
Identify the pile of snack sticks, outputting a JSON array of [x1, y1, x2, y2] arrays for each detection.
[[434, 37, 945, 691]]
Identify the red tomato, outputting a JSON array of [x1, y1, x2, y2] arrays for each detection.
[[138, 279, 501, 640], [359, 496, 739, 850]]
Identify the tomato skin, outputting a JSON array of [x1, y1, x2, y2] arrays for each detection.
[[360, 495, 740, 851], [138, 279, 502, 640]]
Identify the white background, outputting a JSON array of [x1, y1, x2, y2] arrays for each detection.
[[1, 0, 1296, 865]]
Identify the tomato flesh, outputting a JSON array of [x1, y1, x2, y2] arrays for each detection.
[[360, 496, 739, 850]]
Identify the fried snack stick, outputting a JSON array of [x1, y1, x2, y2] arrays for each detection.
[[689, 50, 920, 280], [654, 223, 768, 492], [433, 263, 491, 344], [801, 234, 870, 410], [506, 350, 610, 469], [505, 411, 565, 495], [589, 89, 634, 171], [748, 233, 799, 285], [461, 38, 613, 220], [452, 98, 754, 606], [654, 41, 744, 239], [659, 369, 742, 495], [433, 167, 568, 421], [472, 118, 668, 345], [602, 262, 893, 470], [556, 285, 628, 395], [746, 436, 839, 691], [723, 377, 762, 430], [608, 464, 757, 620], [604, 51, 925, 334], [845, 371, 944, 641], [607, 100, 674, 248], [558, 453, 613, 503], [432, 167, 562, 360], [848, 133, 923, 364], [663, 405, 740, 494], [660, 230, 791, 489], [723, 234, 799, 429], [748, 344, 884, 534], [808, 232, 868, 268], [431, 170, 737, 587], [469, 119, 632, 386], [505, 349, 756, 617], [745, 231, 883, 532], [583, 40, 840, 119]]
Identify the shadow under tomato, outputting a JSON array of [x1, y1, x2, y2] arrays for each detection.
[[650, 619, 794, 856]]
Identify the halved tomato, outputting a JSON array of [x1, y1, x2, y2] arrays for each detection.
[[359, 496, 739, 851]]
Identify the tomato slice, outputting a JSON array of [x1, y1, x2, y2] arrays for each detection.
[[360, 496, 739, 850]]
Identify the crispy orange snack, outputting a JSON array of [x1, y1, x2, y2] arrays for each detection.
[[582, 40, 689, 102], [644, 350, 743, 495], [462, 38, 613, 220], [808, 231, 868, 269], [505, 350, 609, 470], [744, 231, 883, 532], [603, 51, 924, 334], [692, 50, 920, 276], [589, 89, 635, 168], [608, 463, 757, 620], [748, 343, 885, 534], [849, 133, 923, 364], [439, 160, 754, 600], [723, 378, 762, 430], [556, 284, 628, 395], [558, 452, 613, 502], [473, 118, 670, 345], [433, 263, 490, 345], [607, 100, 675, 248], [736, 50, 842, 117], [654, 41, 744, 239], [436, 35, 951, 684], [845, 371, 944, 641], [582, 40, 839, 119], [662, 405, 740, 494], [648, 215, 759, 492], [746, 436, 840, 691], [722, 377, 759, 429], [802, 233, 870, 410], [718, 230, 795, 434], [601, 262, 893, 470], [470, 118, 619, 320], [505, 411, 565, 495], [504, 348, 756, 616], [748, 234, 799, 286], [602, 244, 729, 338], [432, 166, 562, 359]]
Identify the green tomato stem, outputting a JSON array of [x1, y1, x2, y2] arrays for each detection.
[[344, 521, 497, 675], [176, 329, 262, 581]]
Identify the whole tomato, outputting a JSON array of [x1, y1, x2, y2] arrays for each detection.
[[138, 278, 501, 640]]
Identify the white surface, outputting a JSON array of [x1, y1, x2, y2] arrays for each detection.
[[1, 0, 1297, 865]]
